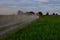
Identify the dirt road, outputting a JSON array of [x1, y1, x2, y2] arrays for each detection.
[[0, 15, 39, 36]]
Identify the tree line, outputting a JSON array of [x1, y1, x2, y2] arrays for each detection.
[[28, 11, 58, 16], [17, 10, 58, 15]]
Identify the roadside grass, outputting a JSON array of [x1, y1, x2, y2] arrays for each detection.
[[0, 27, 6, 31], [0, 15, 60, 40]]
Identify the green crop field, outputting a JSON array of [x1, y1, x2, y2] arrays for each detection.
[[1, 16, 60, 40]]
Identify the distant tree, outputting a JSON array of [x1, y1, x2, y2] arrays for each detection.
[[38, 11, 43, 16], [29, 11, 34, 14], [56, 13, 58, 15], [46, 12, 49, 15], [17, 10, 21, 15], [17, 10, 24, 15], [52, 13, 55, 15]]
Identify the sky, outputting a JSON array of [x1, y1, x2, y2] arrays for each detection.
[[0, 0, 60, 14]]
